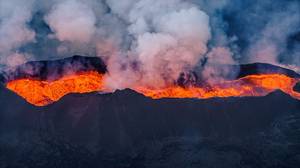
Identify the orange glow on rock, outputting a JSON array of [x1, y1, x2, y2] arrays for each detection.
[[5, 72, 300, 107], [6, 71, 105, 106]]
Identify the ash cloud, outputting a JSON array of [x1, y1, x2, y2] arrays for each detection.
[[0, 0, 300, 88]]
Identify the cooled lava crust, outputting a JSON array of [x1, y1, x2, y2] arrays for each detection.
[[0, 55, 107, 83]]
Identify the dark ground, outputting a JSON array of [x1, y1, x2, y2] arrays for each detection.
[[0, 84, 300, 168]]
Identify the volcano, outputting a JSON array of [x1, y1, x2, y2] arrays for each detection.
[[1, 56, 300, 167]]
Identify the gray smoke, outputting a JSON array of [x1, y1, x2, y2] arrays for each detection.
[[0, 0, 299, 89]]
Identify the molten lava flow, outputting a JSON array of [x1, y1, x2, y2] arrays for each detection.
[[6, 71, 105, 106], [5, 72, 300, 106], [135, 74, 300, 100]]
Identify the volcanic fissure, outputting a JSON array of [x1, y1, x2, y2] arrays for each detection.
[[2, 56, 300, 106]]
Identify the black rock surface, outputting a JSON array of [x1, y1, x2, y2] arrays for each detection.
[[294, 82, 300, 92], [237, 63, 300, 78]]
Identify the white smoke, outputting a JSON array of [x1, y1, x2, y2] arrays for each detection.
[[45, 0, 97, 43], [0, 0, 35, 66], [102, 0, 211, 89], [202, 47, 237, 84]]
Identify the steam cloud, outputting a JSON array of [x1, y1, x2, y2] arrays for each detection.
[[0, 0, 299, 89]]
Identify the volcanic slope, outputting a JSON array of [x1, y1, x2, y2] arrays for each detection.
[[0, 84, 300, 167]]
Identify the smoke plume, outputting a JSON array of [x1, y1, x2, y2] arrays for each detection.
[[0, 0, 299, 89]]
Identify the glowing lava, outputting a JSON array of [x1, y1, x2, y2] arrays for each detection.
[[6, 71, 105, 106], [135, 74, 300, 100], [5, 72, 300, 106]]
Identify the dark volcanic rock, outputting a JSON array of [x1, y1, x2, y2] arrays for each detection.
[[1, 55, 107, 82], [294, 82, 300, 92], [237, 63, 300, 78], [0, 83, 300, 167]]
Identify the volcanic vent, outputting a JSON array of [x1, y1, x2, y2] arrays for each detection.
[[1, 56, 300, 106]]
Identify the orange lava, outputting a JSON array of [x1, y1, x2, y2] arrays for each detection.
[[135, 74, 300, 100], [6, 71, 105, 106], [5, 72, 300, 106]]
